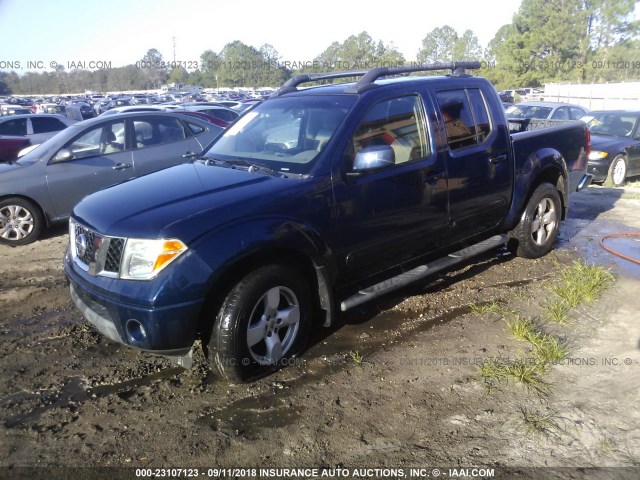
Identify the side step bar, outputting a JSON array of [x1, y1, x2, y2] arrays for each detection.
[[340, 235, 509, 311]]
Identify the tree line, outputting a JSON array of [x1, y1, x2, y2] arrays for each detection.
[[1, 0, 637, 96]]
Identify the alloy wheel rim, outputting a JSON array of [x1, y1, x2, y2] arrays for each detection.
[[246, 286, 300, 365], [0, 205, 34, 241], [530, 198, 557, 246]]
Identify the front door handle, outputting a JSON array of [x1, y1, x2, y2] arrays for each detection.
[[489, 155, 508, 165], [183, 151, 198, 159], [112, 163, 132, 170]]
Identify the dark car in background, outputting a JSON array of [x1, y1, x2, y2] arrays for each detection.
[[498, 90, 515, 103], [179, 105, 240, 126], [106, 98, 133, 111], [0, 112, 222, 245], [65, 101, 96, 120], [582, 110, 640, 186]]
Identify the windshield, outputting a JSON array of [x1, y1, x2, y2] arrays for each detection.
[[505, 105, 552, 119], [16, 124, 82, 164], [587, 112, 639, 137], [203, 95, 356, 175]]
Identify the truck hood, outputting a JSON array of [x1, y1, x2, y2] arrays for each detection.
[[72, 162, 296, 241]]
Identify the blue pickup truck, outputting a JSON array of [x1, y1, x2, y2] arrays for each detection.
[[64, 63, 592, 381]]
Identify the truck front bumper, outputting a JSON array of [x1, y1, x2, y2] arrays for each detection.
[[64, 247, 212, 368]]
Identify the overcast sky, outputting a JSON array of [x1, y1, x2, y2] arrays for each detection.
[[0, 0, 523, 72]]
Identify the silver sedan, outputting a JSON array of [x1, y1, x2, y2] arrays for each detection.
[[0, 111, 222, 245]]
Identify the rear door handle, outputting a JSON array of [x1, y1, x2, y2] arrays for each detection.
[[423, 172, 446, 185], [112, 163, 132, 170], [489, 155, 508, 165], [183, 151, 198, 159]]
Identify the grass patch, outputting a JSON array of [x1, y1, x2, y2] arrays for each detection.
[[479, 357, 508, 393], [479, 357, 550, 398], [532, 334, 568, 365], [598, 437, 615, 453], [507, 316, 569, 367], [544, 299, 571, 325], [507, 315, 536, 341], [517, 405, 563, 437], [620, 191, 640, 200], [478, 261, 610, 403], [470, 300, 505, 316], [349, 350, 364, 366], [503, 359, 550, 398], [552, 261, 614, 307]]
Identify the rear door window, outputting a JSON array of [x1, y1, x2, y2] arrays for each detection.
[[551, 107, 569, 120], [31, 116, 67, 134], [436, 89, 493, 150], [0, 118, 28, 136], [132, 117, 186, 148]]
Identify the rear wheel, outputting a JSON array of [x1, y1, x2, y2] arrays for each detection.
[[0, 198, 44, 246], [607, 155, 627, 187], [509, 183, 561, 259], [208, 265, 312, 382]]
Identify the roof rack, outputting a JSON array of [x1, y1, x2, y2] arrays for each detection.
[[273, 70, 369, 96], [272, 61, 481, 96]]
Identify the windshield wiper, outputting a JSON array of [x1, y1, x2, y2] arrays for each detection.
[[199, 157, 286, 178]]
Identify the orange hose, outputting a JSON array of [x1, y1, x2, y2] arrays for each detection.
[[600, 232, 640, 265]]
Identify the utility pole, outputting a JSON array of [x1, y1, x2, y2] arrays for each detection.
[[172, 37, 176, 63]]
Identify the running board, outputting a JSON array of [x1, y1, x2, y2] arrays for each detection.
[[340, 235, 509, 311]]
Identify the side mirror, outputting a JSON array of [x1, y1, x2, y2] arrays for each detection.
[[53, 148, 73, 162], [352, 145, 395, 172]]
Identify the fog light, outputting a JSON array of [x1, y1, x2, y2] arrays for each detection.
[[126, 319, 147, 344]]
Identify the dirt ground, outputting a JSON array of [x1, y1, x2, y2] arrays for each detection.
[[1, 183, 639, 480]]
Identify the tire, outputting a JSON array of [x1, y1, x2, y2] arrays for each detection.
[[509, 183, 561, 259], [0, 198, 44, 246], [209, 265, 312, 382], [607, 155, 627, 187]]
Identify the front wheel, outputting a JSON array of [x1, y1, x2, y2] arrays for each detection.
[[208, 265, 312, 382], [0, 198, 44, 246], [508, 183, 561, 259], [607, 155, 627, 187]]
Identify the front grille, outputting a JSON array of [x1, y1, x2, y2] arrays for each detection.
[[75, 223, 97, 266], [105, 238, 125, 272], [71, 220, 125, 277]]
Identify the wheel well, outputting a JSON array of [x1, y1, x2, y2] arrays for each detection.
[[0, 195, 49, 226], [530, 168, 566, 220], [195, 248, 321, 343]]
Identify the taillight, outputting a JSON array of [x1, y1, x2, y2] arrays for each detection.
[[585, 127, 591, 157]]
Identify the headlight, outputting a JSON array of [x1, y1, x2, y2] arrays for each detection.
[[588, 150, 608, 160], [120, 238, 187, 280]]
